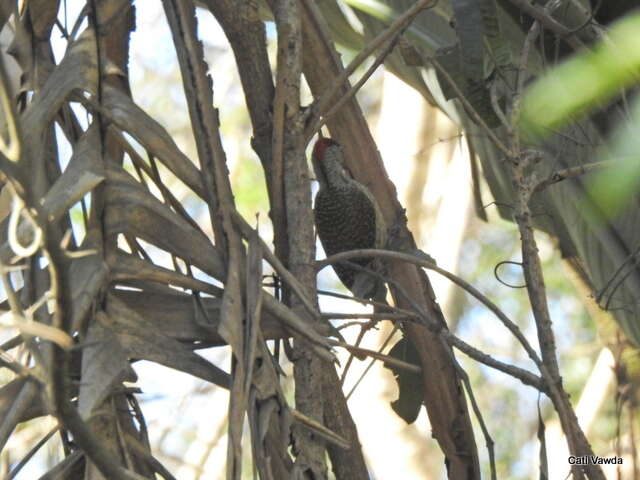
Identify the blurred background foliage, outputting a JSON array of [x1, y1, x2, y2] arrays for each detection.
[[521, 11, 640, 217]]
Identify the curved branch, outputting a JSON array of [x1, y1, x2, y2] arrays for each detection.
[[318, 249, 545, 369], [319, 249, 547, 392]]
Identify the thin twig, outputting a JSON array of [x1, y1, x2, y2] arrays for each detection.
[[510, 20, 540, 153], [317, 288, 409, 314], [305, 18, 408, 142], [489, 80, 511, 131], [291, 409, 350, 450], [321, 312, 413, 321], [318, 249, 544, 368], [532, 160, 609, 194], [232, 210, 321, 324], [320, 250, 548, 391], [447, 333, 546, 391], [329, 337, 421, 374], [304, 0, 437, 133], [339, 322, 368, 387], [452, 358, 496, 480], [345, 324, 400, 401], [595, 244, 640, 306], [336, 321, 367, 331], [8, 426, 59, 479], [494, 260, 527, 289], [504, 0, 584, 48], [430, 58, 512, 157]]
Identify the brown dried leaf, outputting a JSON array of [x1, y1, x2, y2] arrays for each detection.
[[0, 184, 10, 223], [104, 163, 225, 279], [39, 451, 84, 479], [68, 252, 109, 333], [43, 124, 105, 223], [257, 398, 280, 444], [27, 0, 59, 39], [251, 344, 280, 403], [78, 312, 137, 419], [7, 16, 35, 92], [101, 85, 205, 198], [0, 0, 12, 30], [0, 377, 42, 451], [261, 297, 334, 362], [108, 251, 221, 297], [0, 376, 45, 425], [121, 431, 174, 480], [105, 294, 231, 388], [22, 28, 98, 137], [244, 231, 263, 390], [0, 251, 107, 333], [112, 289, 287, 346]]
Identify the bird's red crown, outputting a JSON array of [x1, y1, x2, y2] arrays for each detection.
[[312, 138, 338, 160]]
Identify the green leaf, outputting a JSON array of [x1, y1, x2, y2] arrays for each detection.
[[588, 95, 640, 215], [438, 0, 501, 126], [451, 0, 485, 82], [479, 0, 511, 69], [319, 0, 365, 50], [521, 12, 640, 138], [342, 0, 442, 51]]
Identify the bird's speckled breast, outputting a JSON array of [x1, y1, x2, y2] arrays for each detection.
[[314, 183, 378, 288]]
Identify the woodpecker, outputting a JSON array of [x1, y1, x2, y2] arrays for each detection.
[[312, 138, 387, 300]]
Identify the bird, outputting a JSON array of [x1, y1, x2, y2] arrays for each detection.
[[311, 137, 387, 301]]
